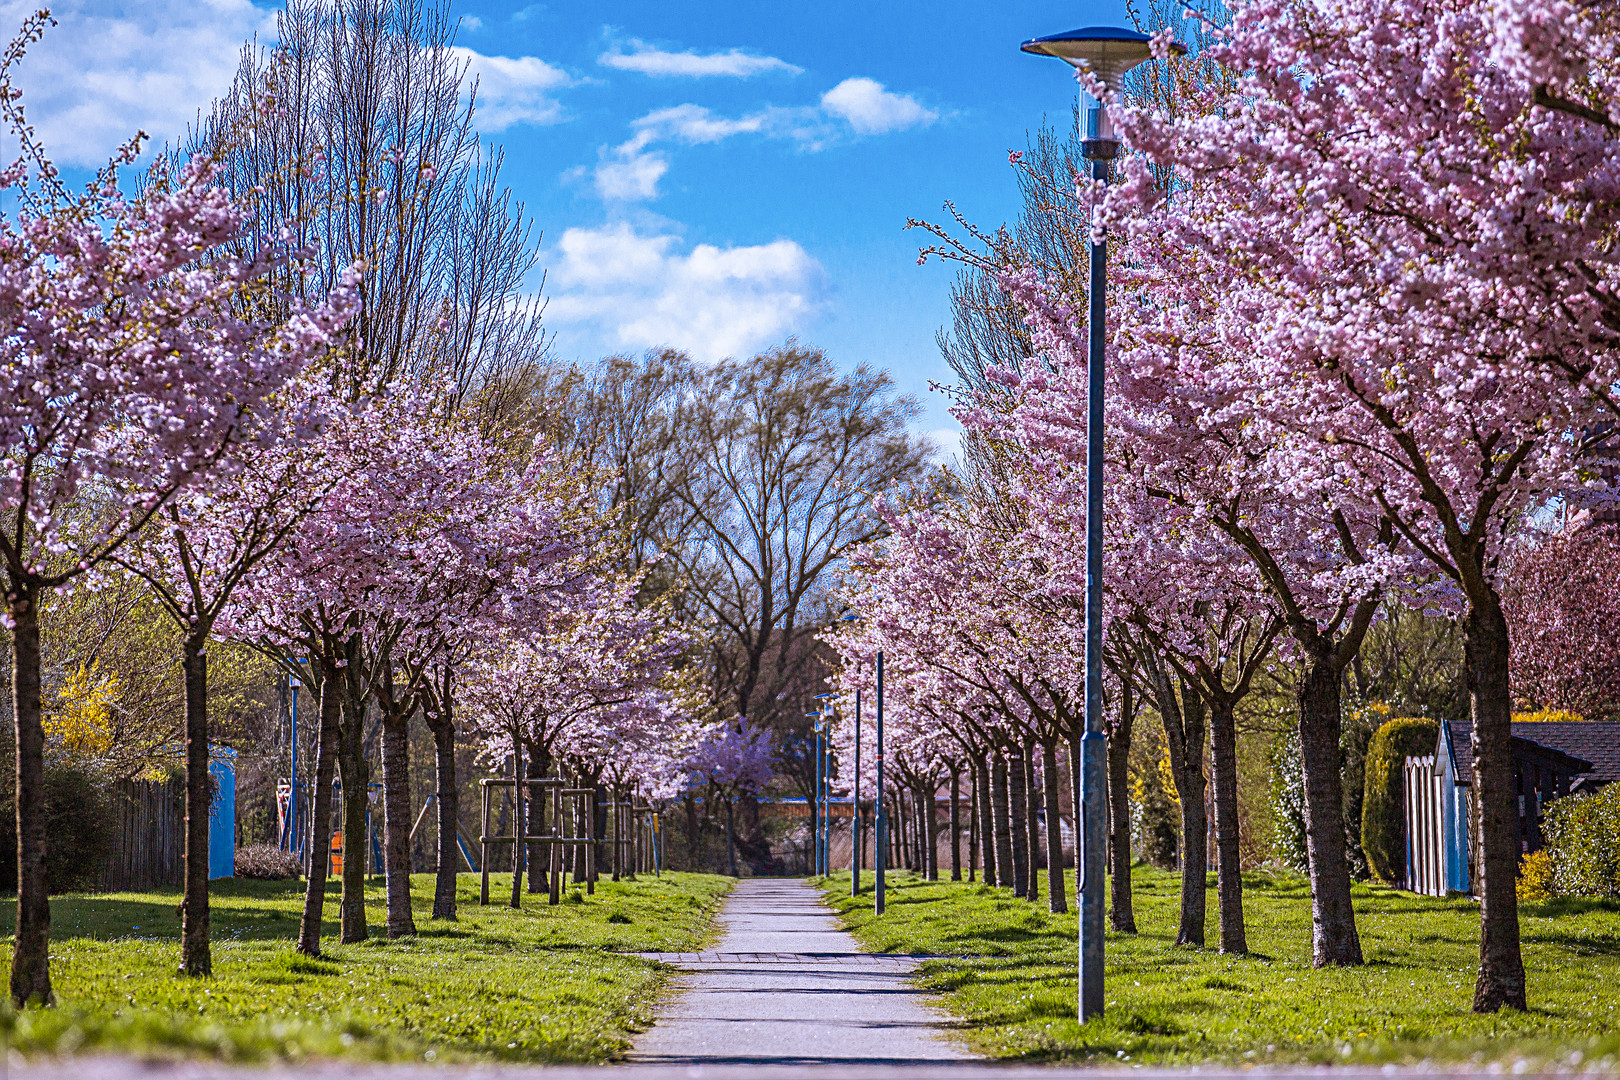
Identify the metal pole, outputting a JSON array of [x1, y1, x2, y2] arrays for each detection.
[[876, 651, 886, 915], [286, 677, 299, 854], [820, 721, 830, 877], [813, 719, 823, 877], [1078, 97, 1112, 1023], [852, 687, 862, 895]]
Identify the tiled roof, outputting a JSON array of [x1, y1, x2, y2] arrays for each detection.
[[1445, 719, 1620, 789]]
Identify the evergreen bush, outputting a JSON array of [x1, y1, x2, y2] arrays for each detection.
[[0, 755, 112, 893], [1360, 716, 1438, 883]]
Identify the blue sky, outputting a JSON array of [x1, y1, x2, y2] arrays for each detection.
[[5, 0, 1132, 455]]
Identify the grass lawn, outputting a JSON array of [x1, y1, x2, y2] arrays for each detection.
[[820, 866, 1620, 1068], [1, 871, 732, 1064]]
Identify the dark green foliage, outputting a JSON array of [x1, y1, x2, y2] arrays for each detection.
[[1361, 717, 1439, 884], [0, 754, 111, 893], [1545, 784, 1620, 899]]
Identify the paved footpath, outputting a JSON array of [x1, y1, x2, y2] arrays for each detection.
[[629, 878, 971, 1067]]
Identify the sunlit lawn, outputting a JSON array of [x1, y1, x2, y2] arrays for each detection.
[[1, 871, 732, 1063], [822, 865, 1620, 1067]]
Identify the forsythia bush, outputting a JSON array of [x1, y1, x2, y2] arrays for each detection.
[[1518, 849, 1556, 901], [1544, 784, 1620, 899]]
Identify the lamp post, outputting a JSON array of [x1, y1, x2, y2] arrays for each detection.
[[875, 648, 886, 915], [852, 682, 862, 894], [810, 711, 825, 877], [1020, 24, 1180, 1024], [285, 673, 300, 855]]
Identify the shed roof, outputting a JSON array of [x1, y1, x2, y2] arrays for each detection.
[[1444, 719, 1620, 790]]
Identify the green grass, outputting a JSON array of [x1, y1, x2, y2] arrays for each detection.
[[1, 871, 732, 1064], [819, 865, 1620, 1067]]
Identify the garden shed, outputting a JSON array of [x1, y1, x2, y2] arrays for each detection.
[[1404, 719, 1620, 896]]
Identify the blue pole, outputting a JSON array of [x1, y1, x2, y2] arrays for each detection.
[[287, 678, 299, 856], [852, 687, 862, 895], [1078, 94, 1112, 1023], [876, 651, 886, 915], [814, 723, 823, 877]]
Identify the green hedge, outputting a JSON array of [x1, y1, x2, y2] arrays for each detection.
[[1361, 716, 1439, 883], [1545, 783, 1620, 899], [0, 756, 112, 894]]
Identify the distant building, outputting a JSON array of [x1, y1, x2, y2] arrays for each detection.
[[1403, 719, 1620, 896]]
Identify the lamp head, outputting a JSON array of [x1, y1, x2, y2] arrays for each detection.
[[1019, 26, 1179, 90]]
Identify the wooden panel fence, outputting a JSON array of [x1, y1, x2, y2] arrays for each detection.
[[1403, 754, 1444, 897], [97, 779, 185, 892]]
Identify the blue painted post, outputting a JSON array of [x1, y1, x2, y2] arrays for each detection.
[[876, 651, 886, 915], [814, 719, 824, 877], [852, 688, 862, 895]]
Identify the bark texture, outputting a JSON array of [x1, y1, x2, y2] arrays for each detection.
[[180, 641, 212, 975], [1007, 746, 1030, 899], [991, 755, 1013, 890], [1209, 698, 1247, 954], [1297, 655, 1364, 966], [9, 587, 52, 1005], [428, 709, 459, 919], [380, 708, 417, 937], [1466, 598, 1526, 1011], [1107, 683, 1137, 933], [948, 766, 962, 882], [298, 659, 345, 956], [1042, 738, 1070, 914]]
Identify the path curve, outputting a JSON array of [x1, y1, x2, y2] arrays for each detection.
[[629, 879, 970, 1066]]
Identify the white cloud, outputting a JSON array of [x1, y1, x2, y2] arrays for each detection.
[[632, 104, 771, 145], [0, 0, 275, 168], [458, 15, 483, 31], [820, 77, 937, 135], [594, 148, 667, 201], [545, 223, 823, 362], [452, 47, 572, 131], [600, 40, 800, 78]]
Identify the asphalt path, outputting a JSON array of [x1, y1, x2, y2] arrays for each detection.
[[627, 878, 970, 1066]]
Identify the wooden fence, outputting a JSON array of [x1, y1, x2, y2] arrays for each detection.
[[1403, 754, 1444, 896], [97, 779, 185, 892]]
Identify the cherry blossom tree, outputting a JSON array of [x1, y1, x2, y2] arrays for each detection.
[[0, 17, 356, 1001], [1100, 0, 1620, 1009], [114, 377, 352, 975], [1503, 518, 1620, 719]]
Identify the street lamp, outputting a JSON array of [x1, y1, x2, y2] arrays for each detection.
[[1020, 23, 1181, 1025], [808, 709, 826, 877]]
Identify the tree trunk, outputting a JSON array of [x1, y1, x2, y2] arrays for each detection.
[[1165, 679, 1208, 947], [726, 797, 737, 876], [526, 748, 547, 894], [1042, 739, 1070, 914], [922, 781, 938, 881], [337, 691, 368, 944], [685, 794, 699, 870], [1297, 653, 1363, 966], [298, 658, 344, 956], [9, 582, 52, 1006], [1023, 739, 1042, 898], [1108, 687, 1137, 934], [967, 764, 980, 883], [428, 711, 458, 920], [180, 638, 212, 975], [380, 707, 416, 938], [990, 755, 1013, 889], [1007, 747, 1030, 899], [509, 746, 524, 909], [949, 766, 962, 882], [1208, 697, 1246, 954], [1465, 595, 1526, 1011]]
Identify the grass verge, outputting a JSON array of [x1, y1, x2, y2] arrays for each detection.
[[2, 870, 732, 1064], [820, 865, 1620, 1068]]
